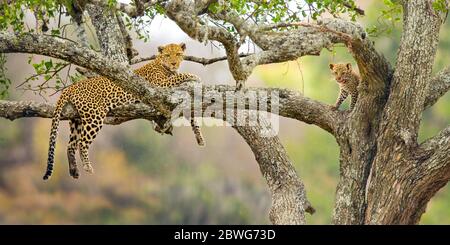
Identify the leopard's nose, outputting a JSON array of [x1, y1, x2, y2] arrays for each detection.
[[171, 62, 177, 66]]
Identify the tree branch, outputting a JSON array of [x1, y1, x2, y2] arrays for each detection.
[[424, 66, 450, 109], [0, 82, 341, 135], [342, 2, 365, 16], [233, 117, 312, 224], [420, 124, 450, 151], [131, 53, 252, 66], [0, 100, 154, 124], [413, 125, 450, 213]]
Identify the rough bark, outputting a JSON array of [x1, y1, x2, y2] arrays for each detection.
[[424, 66, 450, 109], [233, 117, 312, 224], [0, 100, 161, 126], [364, 0, 446, 224], [86, 3, 129, 64]]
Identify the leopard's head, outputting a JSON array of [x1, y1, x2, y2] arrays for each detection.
[[329, 63, 352, 84], [156, 43, 186, 72]]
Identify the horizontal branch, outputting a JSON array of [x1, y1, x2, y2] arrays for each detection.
[[0, 100, 161, 125], [0, 83, 343, 135], [131, 53, 252, 65]]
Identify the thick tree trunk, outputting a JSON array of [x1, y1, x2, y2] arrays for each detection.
[[332, 0, 449, 225], [364, 0, 444, 224]]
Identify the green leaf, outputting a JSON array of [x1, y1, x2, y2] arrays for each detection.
[[51, 29, 60, 36], [44, 60, 53, 70]]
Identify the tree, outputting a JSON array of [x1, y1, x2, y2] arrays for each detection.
[[0, 0, 449, 225]]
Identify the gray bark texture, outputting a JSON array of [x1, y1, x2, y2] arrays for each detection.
[[1, 0, 450, 224]]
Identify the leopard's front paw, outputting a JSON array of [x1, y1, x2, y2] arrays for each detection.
[[189, 74, 201, 82]]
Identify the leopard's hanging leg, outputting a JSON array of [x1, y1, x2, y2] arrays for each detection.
[[78, 109, 107, 174]]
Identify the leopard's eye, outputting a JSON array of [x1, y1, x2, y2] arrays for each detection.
[[165, 53, 170, 57]]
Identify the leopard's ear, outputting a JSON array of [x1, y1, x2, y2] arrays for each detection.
[[346, 63, 352, 70], [329, 64, 335, 70], [180, 42, 186, 50], [158, 45, 165, 53]]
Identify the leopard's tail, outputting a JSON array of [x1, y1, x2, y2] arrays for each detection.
[[43, 92, 69, 180], [190, 118, 205, 147]]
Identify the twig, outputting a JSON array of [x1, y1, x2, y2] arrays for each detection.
[[131, 53, 253, 65], [342, 2, 365, 16]]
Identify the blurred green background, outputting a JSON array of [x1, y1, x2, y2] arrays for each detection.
[[0, 0, 449, 224]]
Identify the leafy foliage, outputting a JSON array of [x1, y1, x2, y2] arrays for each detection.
[[0, 0, 59, 33], [366, 0, 402, 36], [16, 57, 70, 98], [432, 0, 449, 13], [209, 0, 361, 23]]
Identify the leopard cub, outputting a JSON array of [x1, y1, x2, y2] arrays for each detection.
[[329, 63, 360, 111]]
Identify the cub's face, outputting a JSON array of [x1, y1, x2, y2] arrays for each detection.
[[329, 63, 352, 84], [157, 43, 186, 72]]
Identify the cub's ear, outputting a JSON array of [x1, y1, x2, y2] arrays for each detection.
[[329, 64, 335, 70], [180, 42, 186, 50], [158, 45, 165, 53], [346, 63, 352, 70]]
